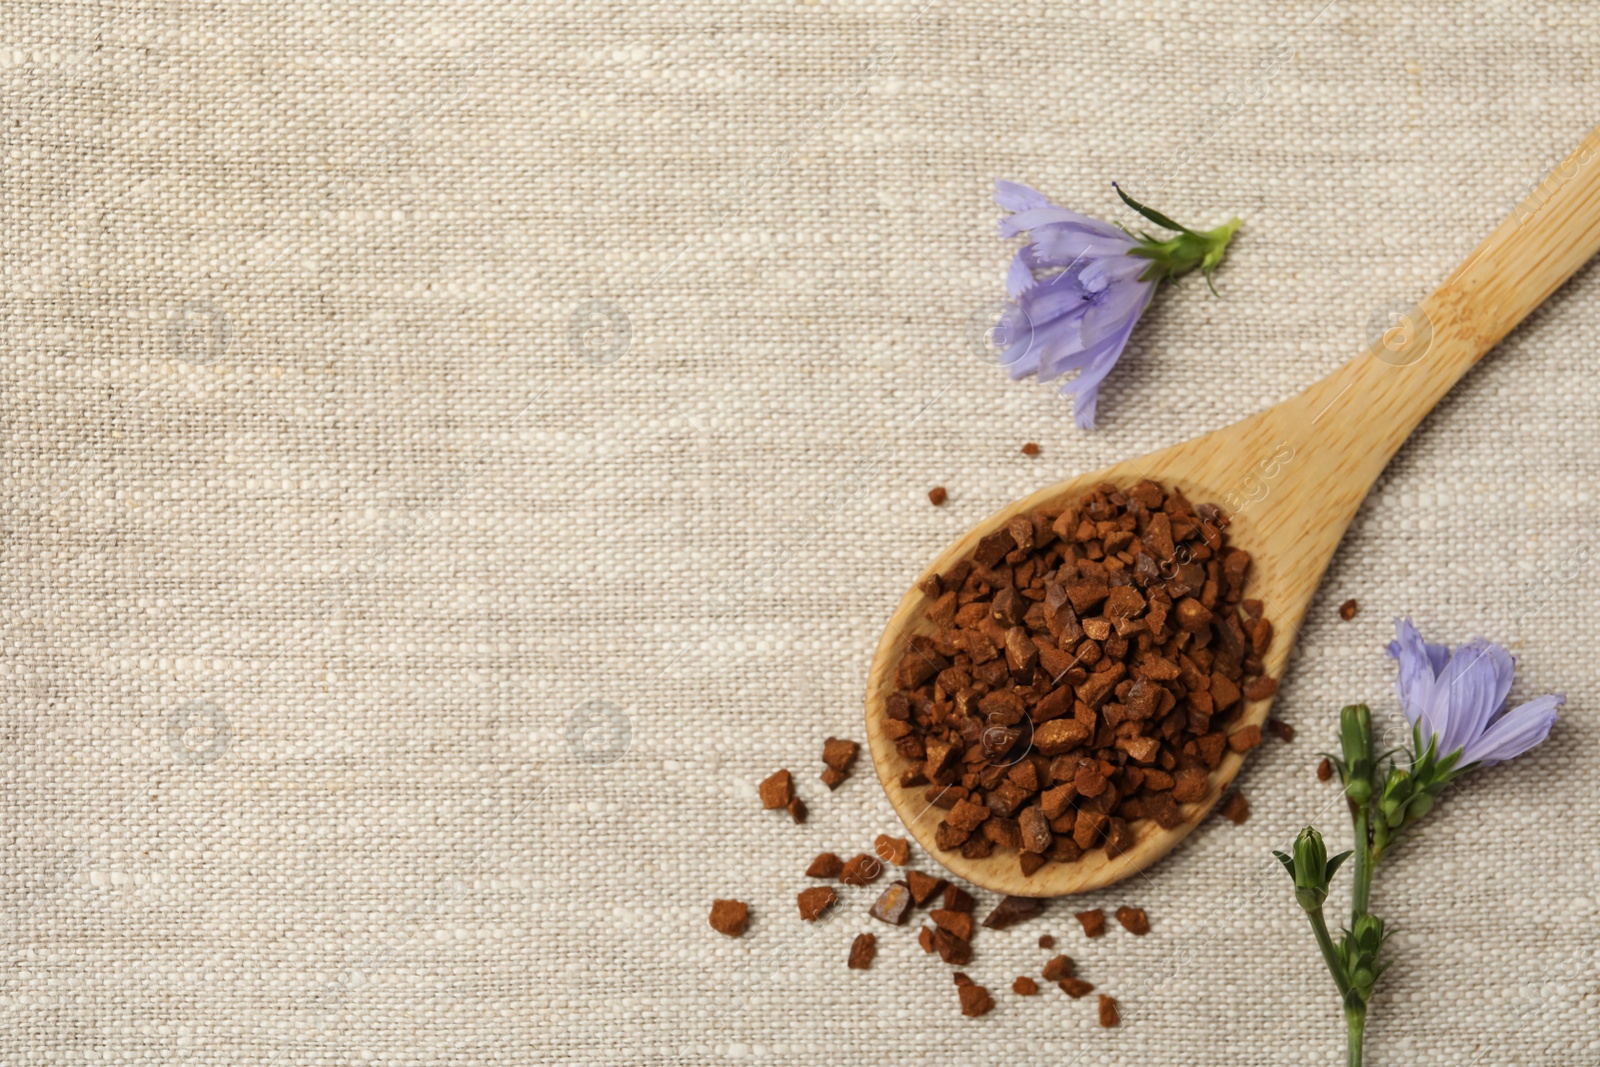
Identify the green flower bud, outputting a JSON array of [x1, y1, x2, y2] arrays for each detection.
[[1275, 827, 1352, 913], [1338, 704, 1376, 804]]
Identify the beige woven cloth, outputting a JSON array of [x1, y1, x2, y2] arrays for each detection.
[[3, 1, 1597, 1064]]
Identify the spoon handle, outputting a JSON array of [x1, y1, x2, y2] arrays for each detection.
[[1287, 123, 1600, 487]]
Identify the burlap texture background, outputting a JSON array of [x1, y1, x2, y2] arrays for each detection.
[[3, 2, 1597, 1064]]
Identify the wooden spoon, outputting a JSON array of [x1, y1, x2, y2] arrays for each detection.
[[866, 125, 1600, 896]]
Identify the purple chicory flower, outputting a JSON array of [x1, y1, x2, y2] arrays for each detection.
[[993, 181, 1240, 430], [1386, 617, 1563, 766]]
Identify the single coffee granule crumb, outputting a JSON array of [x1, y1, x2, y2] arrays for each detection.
[[1339, 598, 1359, 621], [874, 834, 910, 865], [840, 853, 884, 887], [758, 769, 793, 810], [1021, 442, 1040, 456], [821, 738, 860, 790], [884, 479, 1276, 871], [1013, 976, 1039, 995], [1267, 718, 1295, 742], [1098, 994, 1120, 1028], [943, 885, 975, 913], [1317, 757, 1334, 782], [1041, 954, 1075, 981], [930, 908, 975, 941], [959, 983, 996, 1017], [806, 852, 844, 879], [1075, 909, 1106, 938], [928, 486, 948, 506], [933, 927, 973, 965], [917, 925, 935, 953], [1220, 791, 1250, 824], [1115, 906, 1150, 935], [708, 899, 749, 937], [1227, 725, 1262, 752], [869, 882, 913, 926], [787, 797, 807, 824], [847, 932, 876, 970], [797, 886, 837, 921], [982, 895, 1047, 930], [1059, 977, 1095, 998], [1038, 934, 1055, 949], [906, 869, 946, 906]]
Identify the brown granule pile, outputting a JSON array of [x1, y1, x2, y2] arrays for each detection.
[[882, 480, 1276, 875]]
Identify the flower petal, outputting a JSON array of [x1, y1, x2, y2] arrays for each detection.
[[1079, 273, 1155, 349], [1460, 693, 1562, 766], [1386, 617, 1444, 730], [1029, 226, 1136, 267], [1057, 291, 1150, 430], [1429, 639, 1511, 757], [1006, 250, 1036, 299], [994, 180, 1053, 213], [999, 207, 1128, 241]]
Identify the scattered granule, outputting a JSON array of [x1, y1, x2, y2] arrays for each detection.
[[1013, 976, 1040, 995], [1038, 934, 1055, 949], [884, 479, 1277, 872], [1339, 598, 1359, 621], [868, 882, 913, 926], [1058, 977, 1095, 998], [821, 738, 859, 790], [982, 895, 1046, 930], [797, 886, 837, 921], [917, 925, 935, 953], [1098, 994, 1120, 1028], [708, 899, 749, 937], [1041, 954, 1075, 981], [928, 486, 948, 506], [1075, 909, 1106, 938], [839, 853, 885, 887], [906, 869, 946, 906], [1114, 906, 1149, 935], [1220, 791, 1250, 824], [758, 769, 793, 809], [874, 833, 910, 865], [943, 885, 975, 913], [787, 797, 807, 824], [1021, 442, 1040, 456], [952, 972, 974, 988], [1317, 757, 1334, 782], [1267, 718, 1295, 742], [847, 933, 876, 970], [930, 908, 974, 941], [806, 852, 844, 879], [932, 927, 973, 965], [959, 983, 996, 1017]]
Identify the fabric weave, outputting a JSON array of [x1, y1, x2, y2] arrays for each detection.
[[3, 2, 1598, 1064]]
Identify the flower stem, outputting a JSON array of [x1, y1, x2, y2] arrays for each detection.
[[1345, 1003, 1367, 1067], [1350, 805, 1373, 923], [1306, 906, 1350, 999]]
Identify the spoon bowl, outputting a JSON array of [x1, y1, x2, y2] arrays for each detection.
[[866, 125, 1600, 896]]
